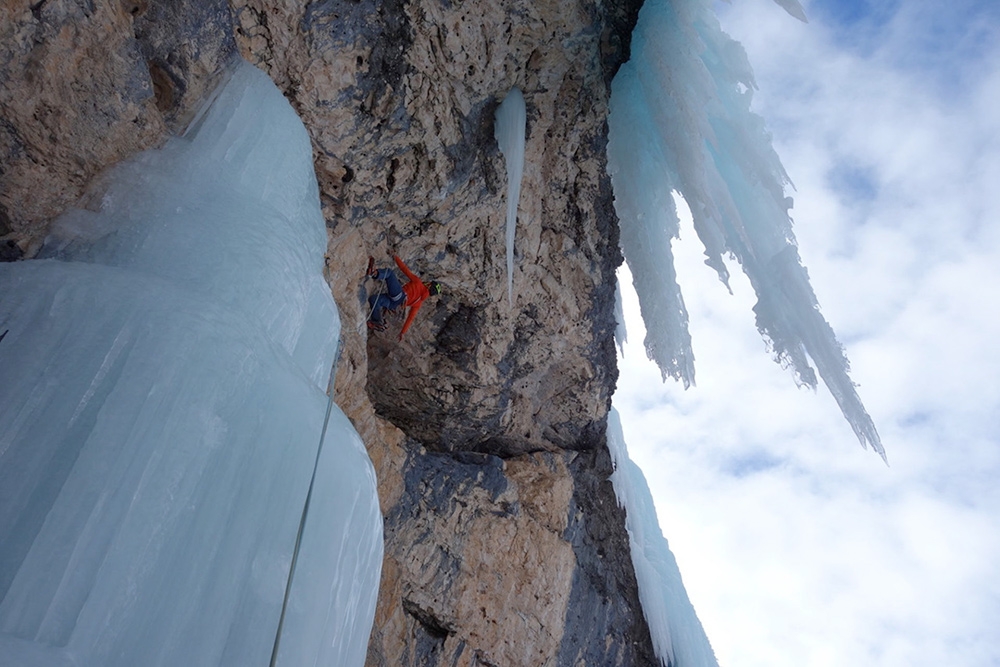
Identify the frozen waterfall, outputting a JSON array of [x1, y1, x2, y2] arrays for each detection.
[[608, 0, 884, 459], [0, 61, 382, 666]]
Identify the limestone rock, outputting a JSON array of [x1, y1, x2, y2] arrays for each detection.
[[1, 0, 659, 664], [131, 0, 239, 129], [369, 448, 656, 667], [233, 0, 630, 457], [0, 0, 163, 254], [0, 0, 238, 255]]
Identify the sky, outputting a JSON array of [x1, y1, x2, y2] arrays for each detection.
[[612, 1, 1000, 666]]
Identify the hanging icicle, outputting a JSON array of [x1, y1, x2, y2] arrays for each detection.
[[494, 87, 526, 305]]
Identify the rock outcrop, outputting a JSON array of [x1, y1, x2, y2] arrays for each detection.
[[0, 0, 658, 664], [0, 0, 236, 256]]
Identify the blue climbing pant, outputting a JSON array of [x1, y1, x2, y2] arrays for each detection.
[[369, 268, 405, 325]]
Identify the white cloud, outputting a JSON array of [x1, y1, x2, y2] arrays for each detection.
[[614, 1, 1000, 665]]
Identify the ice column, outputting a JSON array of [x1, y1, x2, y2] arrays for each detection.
[[608, 67, 695, 387], [494, 87, 527, 305], [614, 279, 629, 355]]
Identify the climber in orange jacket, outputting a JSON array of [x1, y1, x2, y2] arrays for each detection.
[[366, 255, 442, 340]]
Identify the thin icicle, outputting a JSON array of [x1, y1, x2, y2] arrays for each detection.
[[494, 88, 526, 305]]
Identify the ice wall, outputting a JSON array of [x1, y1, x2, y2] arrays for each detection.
[[607, 408, 719, 667], [0, 61, 382, 666], [494, 87, 527, 305], [608, 0, 884, 458]]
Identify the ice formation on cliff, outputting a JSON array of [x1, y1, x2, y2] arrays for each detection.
[[494, 87, 527, 305], [615, 280, 629, 354], [608, 0, 884, 459], [0, 61, 382, 666], [608, 408, 719, 667]]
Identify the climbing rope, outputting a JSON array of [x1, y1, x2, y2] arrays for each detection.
[[270, 269, 393, 662], [268, 346, 338, 666]]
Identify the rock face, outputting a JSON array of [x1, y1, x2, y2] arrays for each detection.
[[369, 448, 655, 666], [0, 0, 658, 664], [0, 0, 235, 256], [1, 0, 161, 256]]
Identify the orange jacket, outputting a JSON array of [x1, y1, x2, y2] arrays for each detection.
[[394, 255, 431, 337]]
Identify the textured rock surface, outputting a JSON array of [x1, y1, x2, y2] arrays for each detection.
[[365, 447, 657, 666], [230, 0, 634, 455], [0, 0, 162, 255], [0, 0, 236, 256], [1, 0, 658, 664]]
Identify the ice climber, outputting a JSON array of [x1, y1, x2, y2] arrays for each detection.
[[366, 255, 442, 340]]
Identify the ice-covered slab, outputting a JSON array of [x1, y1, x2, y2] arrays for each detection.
[[0, 60, 381, 666]]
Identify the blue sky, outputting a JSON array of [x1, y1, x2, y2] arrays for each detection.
[[614, 1, 1000, 665], [809, 0, 884, 27]]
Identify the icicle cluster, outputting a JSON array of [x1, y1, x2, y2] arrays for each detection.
[[608, 0, 884, 459], [494, 87, 527, 305]]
